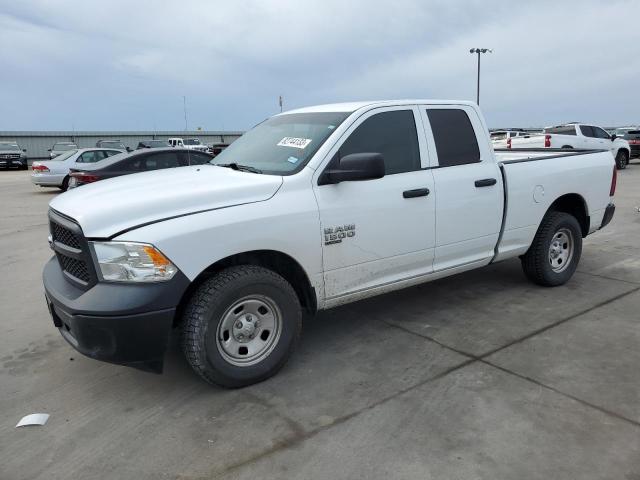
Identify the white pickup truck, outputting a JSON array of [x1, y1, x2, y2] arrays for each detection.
[[43, 100, 616, 387], [508, 123, 631, 169]]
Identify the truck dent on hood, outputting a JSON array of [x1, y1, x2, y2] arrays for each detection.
[[49, 165, 283, 238]]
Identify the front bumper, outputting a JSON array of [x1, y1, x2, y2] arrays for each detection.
[[0, 158, 26, 168], [43, 256, 190, 372], [600, 203, 615, 229]]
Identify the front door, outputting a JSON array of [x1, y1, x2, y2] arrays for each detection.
[[313, 106, 436, 300]]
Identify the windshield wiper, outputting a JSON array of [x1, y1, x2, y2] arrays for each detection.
[[215, 163, 263, 174]]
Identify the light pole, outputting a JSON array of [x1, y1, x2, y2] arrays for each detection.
[[183, 95, 188, 131], [469, 48, 492, 105]]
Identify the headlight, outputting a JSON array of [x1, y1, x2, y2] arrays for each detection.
[[91, 242, 178, 282]]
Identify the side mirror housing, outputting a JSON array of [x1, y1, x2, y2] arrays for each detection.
[[611, 134, 617, 141], [126, 147, 132, 152], [47, 149, 52, 151], [22, 149, 27, 152], [318, 152, 385, 185]]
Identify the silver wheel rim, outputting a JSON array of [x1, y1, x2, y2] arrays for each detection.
[[216, 295, 282, 367], [548, 228, 574, 273]]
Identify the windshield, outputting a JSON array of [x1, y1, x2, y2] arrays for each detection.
[[0, 143, 20, 151], [50, 149, 78, 161], [211, 112, 350, 175], [100, 141, 123, 148], [53, 143, 77, 151], [184, 139, 201, 145], [148, 140, 168, 147]]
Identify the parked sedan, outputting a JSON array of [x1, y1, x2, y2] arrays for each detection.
[[0, 142, 28, 170], [68, 147, 213, 188], [48, 142, 78, 159], [31, 148, 124, 191]]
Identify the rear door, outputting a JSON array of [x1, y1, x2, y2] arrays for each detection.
[[421, 105, 503, 271], [313, 106, 436, 300]]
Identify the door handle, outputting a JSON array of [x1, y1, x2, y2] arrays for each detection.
[[475, 178, 497, 187], [403, 188, 430, 198]]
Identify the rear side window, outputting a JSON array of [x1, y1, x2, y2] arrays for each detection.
[[546, 126, 577, 135], [427, 109, 480, 167], [339, 110, 421, 175]]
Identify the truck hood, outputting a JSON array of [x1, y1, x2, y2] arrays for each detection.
[[49, 165, 283, 238]]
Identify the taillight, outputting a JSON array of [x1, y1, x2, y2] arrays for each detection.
[[544, 135, 551, 148], [506, 137, 512, 149], [32, 165, 50, 173], [628, 139, 639, 145], [71, 172, 99, 183], [609, 164, 617, 196]]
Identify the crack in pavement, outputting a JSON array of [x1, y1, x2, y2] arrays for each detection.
[[208, 284, 640, 478]]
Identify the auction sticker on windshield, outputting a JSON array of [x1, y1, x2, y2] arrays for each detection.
[[277, 137, 312, 149]]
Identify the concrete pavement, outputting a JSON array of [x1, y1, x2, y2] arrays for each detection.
[[1, 164, 639, 479]]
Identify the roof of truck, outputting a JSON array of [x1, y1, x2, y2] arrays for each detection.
[[283, 99, 476, 114]]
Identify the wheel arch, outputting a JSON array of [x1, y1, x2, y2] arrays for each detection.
[[546, 193, 589, 237], [175, 249, 317, 326]]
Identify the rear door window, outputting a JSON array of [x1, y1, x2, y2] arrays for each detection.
[[426, 109, 480, 167]]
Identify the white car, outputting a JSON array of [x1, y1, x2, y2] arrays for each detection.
[[508, 123, 631, 169], [31, 148, 124, 190], [167, 138, 184, 147], [183, 138, 208, 152], [43, 99, 616, 388]]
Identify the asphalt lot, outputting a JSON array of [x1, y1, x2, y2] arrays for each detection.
[[1, 165, 639, 480]]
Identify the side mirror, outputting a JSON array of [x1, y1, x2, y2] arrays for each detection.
[[47, 149, 52, 151], [318, 152, 385, 185], [126, 147, 132, 152], [23, 149, 27, 152], [611, 134, 617, 141]]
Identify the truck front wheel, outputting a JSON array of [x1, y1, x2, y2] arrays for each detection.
[[521, 212, 582, 287], [181, 265, 302, 388]]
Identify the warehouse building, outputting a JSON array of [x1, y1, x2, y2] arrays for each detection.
[[0, 131, 243, 162]]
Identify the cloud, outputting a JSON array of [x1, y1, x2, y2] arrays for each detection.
[[0, 0, 638, 130]]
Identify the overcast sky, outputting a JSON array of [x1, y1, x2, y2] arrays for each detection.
[[1, 0, 638, 131]]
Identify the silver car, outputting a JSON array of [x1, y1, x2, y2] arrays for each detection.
[[31, 147, 124, 191]]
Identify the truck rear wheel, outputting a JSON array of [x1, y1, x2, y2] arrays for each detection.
[[521, 212, 582, 287], [181, 265, 302, 388]]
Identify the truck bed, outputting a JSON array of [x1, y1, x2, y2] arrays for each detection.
[[491, 147, 614, 263]]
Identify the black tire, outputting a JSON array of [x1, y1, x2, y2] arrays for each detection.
[[521, 212, 582, 287], [615, 150, 628, 170], [59, 176, 70, 191], [181, 265, 302, 388]]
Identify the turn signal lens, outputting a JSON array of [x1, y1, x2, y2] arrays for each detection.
[[91, 242, 178, 282]]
